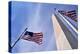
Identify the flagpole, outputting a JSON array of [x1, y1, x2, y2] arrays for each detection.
[[10, 28, 27, 52]]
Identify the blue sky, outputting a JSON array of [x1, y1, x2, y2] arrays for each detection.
[[10, 1, 77, 52]]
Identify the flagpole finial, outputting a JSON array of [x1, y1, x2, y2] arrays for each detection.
[[25, 28, 27, 31]]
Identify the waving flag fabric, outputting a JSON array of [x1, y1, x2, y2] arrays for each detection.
[[21, 31, 43, 45], [58, 10, 77, 22]]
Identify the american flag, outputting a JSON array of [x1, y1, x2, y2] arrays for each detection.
[[21, 31, 43, 45], [58, 10, 77, 22]]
